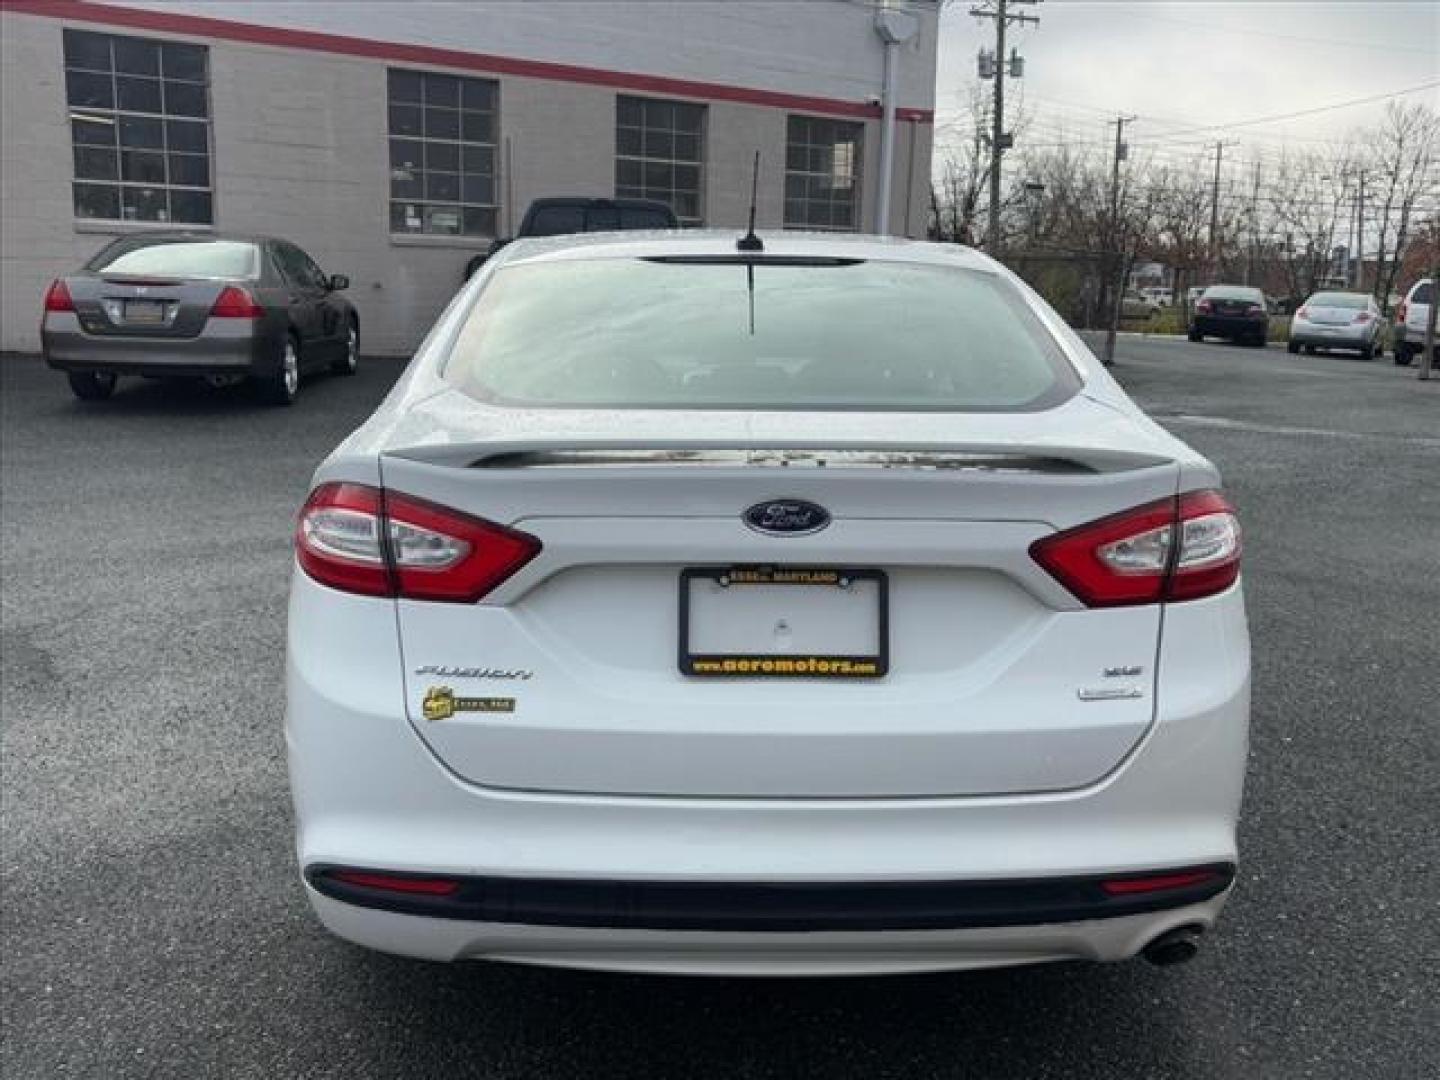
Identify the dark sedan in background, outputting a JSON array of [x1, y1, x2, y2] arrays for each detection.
[[1188, 284, 1270, 347], [41, 233, 358, 405]]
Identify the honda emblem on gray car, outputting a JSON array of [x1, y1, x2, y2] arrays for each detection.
[[743, 499, 831, 536]]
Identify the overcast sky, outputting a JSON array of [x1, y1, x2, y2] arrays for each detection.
[[933, 0, 1440, 174]]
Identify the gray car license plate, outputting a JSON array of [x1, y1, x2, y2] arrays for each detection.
[[124, 299, 166, 324]]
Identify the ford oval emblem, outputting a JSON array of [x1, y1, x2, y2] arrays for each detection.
[[743, 499, 831, 537]]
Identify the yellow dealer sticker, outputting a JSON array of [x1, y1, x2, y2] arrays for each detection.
[[421, 686, 516, 721]]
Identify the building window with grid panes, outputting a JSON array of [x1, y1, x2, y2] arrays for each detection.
[[615, 96, 704, 226], [388, 69, 498, 237], [63, 29, 212, 225], [784, 116, 863, 231]]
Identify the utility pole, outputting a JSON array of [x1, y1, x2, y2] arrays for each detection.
[[1102, 114, 1135, 367], [1244, 159, 1261, 286], [1354, 169, 1366, 291], [1420, 254, 1438, 381], [1207, 140, 1234, 282], [971, 0, 1040, 256]]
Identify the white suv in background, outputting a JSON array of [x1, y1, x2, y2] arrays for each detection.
[[1392, 278, 1434, 366]]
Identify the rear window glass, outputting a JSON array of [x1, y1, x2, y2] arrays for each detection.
[[619, 208, 672, 229], [526, 207, 586, 236], [1412, 282, 1433, 305], [1307, 293, 1368, 309], [89, 240, 257, 279], [445, 259, 1081, 412], [1203, 285, 1263, 302]]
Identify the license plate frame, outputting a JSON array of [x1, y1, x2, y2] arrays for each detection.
[[124, 299, 167, 325], [678, 566, 889, 679]]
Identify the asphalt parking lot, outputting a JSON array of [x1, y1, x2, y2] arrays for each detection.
[[3, 339, 1437, 1079]]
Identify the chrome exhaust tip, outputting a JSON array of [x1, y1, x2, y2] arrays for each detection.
[[1142, 926, 1203, 967]]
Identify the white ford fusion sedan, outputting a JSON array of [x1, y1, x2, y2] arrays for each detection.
[[286, 231, 1249, 976]]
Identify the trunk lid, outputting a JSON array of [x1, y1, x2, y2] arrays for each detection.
[[1306, 304, 1358, 326], [381, 395, 1180, 798], [64, 274, 232, 339]]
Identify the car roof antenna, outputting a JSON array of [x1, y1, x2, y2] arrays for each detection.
[[737, 151, 763, 252]]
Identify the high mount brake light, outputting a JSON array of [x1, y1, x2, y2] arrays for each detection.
[[1030, 489, 1241, 607], [211, 285, 264, 319], [43, 279, 75, 313], [295, 482, 541, 602]]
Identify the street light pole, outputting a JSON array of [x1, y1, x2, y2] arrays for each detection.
[[1103, 114, 1135, 367]]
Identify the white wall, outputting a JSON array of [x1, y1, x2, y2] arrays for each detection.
[[113, 0, 938, 113]]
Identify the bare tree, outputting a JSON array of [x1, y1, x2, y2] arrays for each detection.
[[1366, 102, 1439, 312], [1262, 146, 1358, 300], [929, 88, 990, 244]]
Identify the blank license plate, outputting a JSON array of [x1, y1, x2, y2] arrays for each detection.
[[679, 567, 888, 678], [124, 300, 166, 324]]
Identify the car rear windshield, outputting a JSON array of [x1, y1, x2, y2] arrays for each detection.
[[1411, 282, 1433, 305], [88, 240, 258, 280], [527, 206, 673, 235], [445, 258, 1082, 412], [1307, 293, 1368, 309], [1203, 286, 1263, 302]]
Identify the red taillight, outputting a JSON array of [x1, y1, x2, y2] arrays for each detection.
[[1196, 299, 1212, 313], [1353, 311, 1372, 323], [1396, 300, 1408, 322], [1296, 307, 1309, 320], [295, 482, 541, 602], [1101, 870, 1219, 896], [210, 284, 264, 319], [1030, 489, 1242, 607], [43, 279, 75, 313], [295, 482, 392, 596], [328, 870, 460, 896]]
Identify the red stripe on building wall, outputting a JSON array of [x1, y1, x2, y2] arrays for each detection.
[[1, 0, 935, 122]]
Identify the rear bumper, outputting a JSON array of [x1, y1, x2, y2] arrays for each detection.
[[41, 312, 278, 376], [1192, 315, 1267, 338], [304, 887, 1232, 974], [286, 575, 1250, 972], [1289, 324, 1373, 348]]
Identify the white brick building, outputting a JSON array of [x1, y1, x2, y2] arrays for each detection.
[[0, 0, 938, 354]]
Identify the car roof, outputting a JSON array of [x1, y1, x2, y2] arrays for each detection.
[[498, 230, 998, 270], [527, 197, 673, 211], [97, 231, 282, 247]]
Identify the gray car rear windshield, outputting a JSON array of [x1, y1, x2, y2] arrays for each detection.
[[1203, 285, 1263, 302], [445, 258, 1081, 412], [88, 240, 258, 280], [1307, 292, 1368, 309]]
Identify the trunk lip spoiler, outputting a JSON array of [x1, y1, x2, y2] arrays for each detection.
[[383, 439, 1174, 474]]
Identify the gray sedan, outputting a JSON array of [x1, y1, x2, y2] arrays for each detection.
[[41, 233, 358, 405], [1287, 291, 1384, 359]]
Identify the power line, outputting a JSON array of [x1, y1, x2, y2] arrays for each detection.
[[1120, 8, 1436, 56], [1137, 80, 1440, 142]]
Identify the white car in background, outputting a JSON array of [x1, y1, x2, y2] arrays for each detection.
[[287, 231, 1250, 976], [1392, 278, 1434, 366]]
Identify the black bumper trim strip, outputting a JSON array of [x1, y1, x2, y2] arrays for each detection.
[[305, 863, 1235, 932]]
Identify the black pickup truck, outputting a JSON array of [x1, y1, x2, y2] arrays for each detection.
[[464, 197, 678, 279]]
